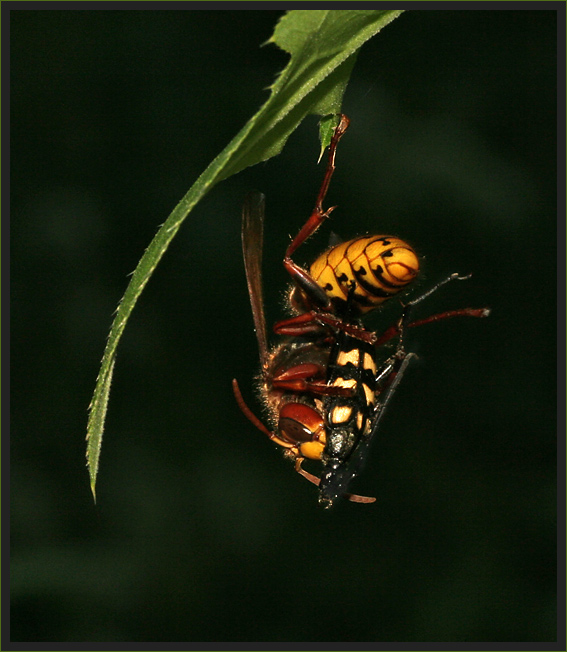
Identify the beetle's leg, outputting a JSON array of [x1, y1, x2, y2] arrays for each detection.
[[274, 311, 377, 343], [398, 273, 472, 347], [282, 115, 350, 310], [272, 312, 331, 337], [373, 349, 412, 397], [232, 379, 299, 452], [295, 459, 376, 504], [271, 363, 355, 397]]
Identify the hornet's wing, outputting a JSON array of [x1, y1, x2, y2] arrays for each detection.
[[241, 192, 269, 371]]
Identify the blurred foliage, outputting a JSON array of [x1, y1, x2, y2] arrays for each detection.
[[10, 9, 557, 643]]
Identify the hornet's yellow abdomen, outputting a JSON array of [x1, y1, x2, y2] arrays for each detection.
[[309, 236, 419, 314]]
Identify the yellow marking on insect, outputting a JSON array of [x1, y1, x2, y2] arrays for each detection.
[[299, 439, 325, 460], [310, 259, 348, 301], [364, 239, 419, 286], [308, 236, 419, 315], [332, 257, 355, 289], [356, 412, 364, 430], [326, 242, 349, 267], [384, 247, 419, 284], [331, 405, 353, 424], [363, 352, 377, 375], [332, 378, 357, 389], [346, 237, 370, 259], [362, 383, 375, 406], [337, 349, 360, 366]]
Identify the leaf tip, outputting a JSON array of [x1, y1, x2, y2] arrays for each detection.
[[317, 114, 341, 163]]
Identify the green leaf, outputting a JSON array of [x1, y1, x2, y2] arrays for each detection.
[[86, 9, 404, 500]]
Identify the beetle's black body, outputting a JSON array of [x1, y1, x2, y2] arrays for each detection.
[[319, 330, 379, 505]]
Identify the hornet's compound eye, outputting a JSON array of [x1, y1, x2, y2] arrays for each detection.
[[278, 402, 324, 444]]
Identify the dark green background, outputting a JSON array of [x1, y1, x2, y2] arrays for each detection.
[[10, 9, 557, 643]]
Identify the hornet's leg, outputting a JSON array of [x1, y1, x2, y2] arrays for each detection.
[[283, 115, 350, 311], [375, 273, 490, 347]]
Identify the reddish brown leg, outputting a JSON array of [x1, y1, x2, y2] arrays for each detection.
[[375, 274, 490, 347], [283, 115, 350, 310], [274, 310, 377, 343], [273, 312, 329, 338], [374, 307, 491, 347], [295, 459, 376, 504], [272, 363, 355, 397], [285, 114, 350, 259]]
